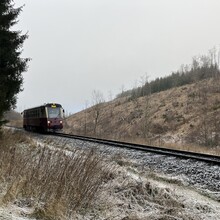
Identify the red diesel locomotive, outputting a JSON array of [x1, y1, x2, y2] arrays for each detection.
[[23, 103, 64, 132]]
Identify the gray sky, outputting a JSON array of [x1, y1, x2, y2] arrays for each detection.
[[15, 0, 220, 113]]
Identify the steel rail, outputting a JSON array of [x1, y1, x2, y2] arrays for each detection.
[[4, 126, 220, 164], [51, 132, 220, 165]]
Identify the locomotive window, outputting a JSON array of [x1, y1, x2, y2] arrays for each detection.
[[37, 109, 40, 117], [47, 107, 61, 118], [41, 108, 46, 117]]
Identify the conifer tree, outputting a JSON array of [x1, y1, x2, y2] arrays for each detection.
[[0, 0, 29, 126]]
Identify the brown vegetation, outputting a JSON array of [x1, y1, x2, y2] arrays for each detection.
[[66, 77, 220, 155], [0, 130, 219, 219], [0, 130, 109, 219], [3, 110, 22, 127]]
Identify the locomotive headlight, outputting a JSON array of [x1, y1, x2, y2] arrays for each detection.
[[47, 120, 51, 124], [60, 120, 63, 124]]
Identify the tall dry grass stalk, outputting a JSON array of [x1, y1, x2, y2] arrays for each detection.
[[0, 130, 109, 219]]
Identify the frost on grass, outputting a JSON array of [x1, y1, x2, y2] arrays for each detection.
[[75, 164, 220, 220], [0, 130, 220, 220], [0, 130, 110, 219]]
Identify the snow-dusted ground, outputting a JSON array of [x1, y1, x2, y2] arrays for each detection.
[[1, 130, 220, 219], [47, 135, 220, 197]]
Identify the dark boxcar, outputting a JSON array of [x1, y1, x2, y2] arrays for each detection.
[[23, 103, 64, 132]]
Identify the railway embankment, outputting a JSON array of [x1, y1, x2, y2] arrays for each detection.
[[0, 129, 220, 219], [48, 133, 220, 199]]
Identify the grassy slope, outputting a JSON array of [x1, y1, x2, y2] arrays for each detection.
[[4, 110, 22, 127], [66, 77, 220, 154]]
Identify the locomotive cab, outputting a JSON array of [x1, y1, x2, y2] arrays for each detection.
[[23, 103, 64, 132], [46, 104, 64, 131]]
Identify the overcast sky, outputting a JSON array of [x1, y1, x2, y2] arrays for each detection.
[[15, 0, 220, 113]]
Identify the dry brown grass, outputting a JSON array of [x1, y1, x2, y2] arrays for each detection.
[[0, 131, 219, 219], [162, 142, 220, 156], [119, 137, 220, 156], [66, 78, 220, 156], [3, 110, 23, 128], [6, 119, 23, 128], [0, 130, 110, 219]]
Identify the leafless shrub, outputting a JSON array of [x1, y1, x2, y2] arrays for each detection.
[[186, 108, 220, 148], [0, 131, 110, 219], [113, 177, 186, 220], [172, 101, 179, 107], [151, 123, 168, 134], [91, 90, 105, 136], [6, 119, 23, 128]]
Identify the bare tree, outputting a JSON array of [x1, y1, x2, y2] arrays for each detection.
[[139, 73, 151, 139], [83, 100, 89, 135], [218, 46, 220, 69], [108, 90, 115, 118], [192, 56, 200, 70], [140, 74, 152, 140], [131, 80, 140, 108], [120, 84, 125, 97], [209, 47, 217, 66], [108, 90, 113, 102], [91, 90, 105, 136], [139, 74, 151, 97]]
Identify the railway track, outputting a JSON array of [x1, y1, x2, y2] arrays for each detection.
[[50, 132, 220, 165], [4, 125, 220, 165]]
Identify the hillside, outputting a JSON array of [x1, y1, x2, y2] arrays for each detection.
[[3, 110, 22, 127], [65, 77, 220, 153]]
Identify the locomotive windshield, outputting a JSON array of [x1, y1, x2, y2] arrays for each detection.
[[47, 107, 62, 118]]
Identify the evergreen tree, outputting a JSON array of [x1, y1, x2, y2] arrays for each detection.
[[0, 0, 29, 126]]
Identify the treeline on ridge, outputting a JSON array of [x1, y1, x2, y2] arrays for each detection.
[[117, 48, 220, 99]]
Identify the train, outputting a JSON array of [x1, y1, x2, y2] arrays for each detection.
[[22, 103, 64, 132]]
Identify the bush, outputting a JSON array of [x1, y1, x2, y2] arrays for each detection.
[[0, 130, 110, 219]]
